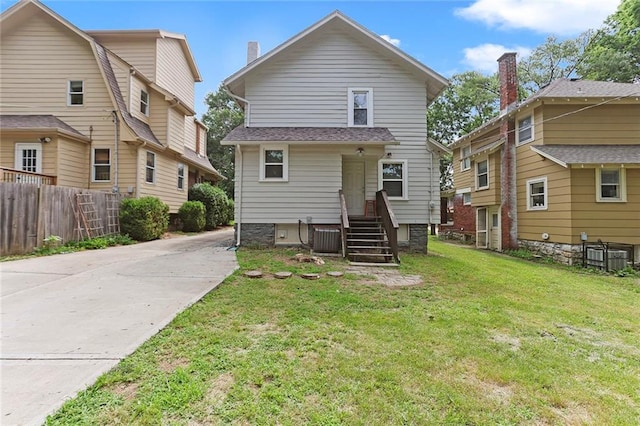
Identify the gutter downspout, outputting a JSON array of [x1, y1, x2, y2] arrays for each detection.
[[111, 111, 120, 193], [224, 87, 251, 126], [236, 145, 243, 246]]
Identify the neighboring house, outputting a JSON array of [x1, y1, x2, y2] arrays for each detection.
[[0, 0, 222, 213], [449, 52, 640, 265], [221, 11, 449, 261]]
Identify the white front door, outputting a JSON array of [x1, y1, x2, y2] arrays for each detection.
[[488, 206, 501, 251], [342, 159, 365, 216], [14, 143, 42, 173]]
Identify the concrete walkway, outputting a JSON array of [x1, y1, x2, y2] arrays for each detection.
[[0, 228, 237, 426]]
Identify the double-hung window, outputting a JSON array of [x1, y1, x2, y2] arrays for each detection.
[[517, 115, 533, 144], [260, 145, 288, 181], [597, 168, 626, 202], [146, 151, 156, 184], [14, 143, 42, 173], [92, 148, 111, 182], [476, 159, 489, 190], [177, 163, 185, 190], [379, 160, 407, 200], [460, 146, 471, 171], [348, 88, 373, 127], [526, 177, 547, 210], [140, 89, 149, 116], [68, 80, 84, 106]]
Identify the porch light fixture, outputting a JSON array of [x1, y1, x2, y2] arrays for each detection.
[[39, 137, 51, 143], [356, 147, 364, 157]]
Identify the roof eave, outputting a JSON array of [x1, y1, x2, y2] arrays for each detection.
[[220, 139, 398, 146]]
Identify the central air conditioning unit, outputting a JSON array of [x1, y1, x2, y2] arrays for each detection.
[[586, 248, 604, 263], [607, 250, 628, 271], [313, 228, 341, 253]]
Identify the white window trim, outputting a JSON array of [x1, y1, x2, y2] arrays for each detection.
[[463, 193, 472, 205], [259, 144, 288, 182], [475, 158, 489, 190], [140, 89, 149, 116], [348, 88, 373, 127], [145, 151, 156, 184], [526, 176, 548, 210], [91, 148, 111, 182], [177, 162, 185, 190], [460, 146, 471, 171], [378, 159, 408, 200], [596, 168, 626, 202], [14, 143, 42, 173], [456, 187, 472, 205], [516, 114, 534, 145], [67, 80, 84, 106]]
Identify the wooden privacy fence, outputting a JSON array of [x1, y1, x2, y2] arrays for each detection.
[[0, 183, 123, 256]]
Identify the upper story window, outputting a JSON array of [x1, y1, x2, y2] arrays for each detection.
[[68, 80, 84, 106], [526, 177, 547, 210], [14, 143, 42, 173], [517, 115, 533, 144], [596, 168, 626, 202], [348, 88, 373, 127], [476, 159, 489, 190], [140, 89, 149, 116], [463, 192, 471, 205], [92, 148, 111, 182], [177, 163, 185, 190], [379, 160, 408, 200], [260, 145, 288, 181], [146, 151, 156, 184], [460, 146, 471, 171]]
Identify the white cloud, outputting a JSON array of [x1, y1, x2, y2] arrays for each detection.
[[380, 34, 400, 47], [463, 43, 532, 73], [455, 0, 618, 35]]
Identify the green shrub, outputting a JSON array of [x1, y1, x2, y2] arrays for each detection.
[[120, 196, 169, 241], [223, 198, 235, 225], [178, 201, 206, 232], [188, 183, 231, 230]]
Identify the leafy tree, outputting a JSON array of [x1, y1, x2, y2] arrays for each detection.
[[201, 84, 244, 199], [427, 71, 499, 189], [578, 0, 640, 82]]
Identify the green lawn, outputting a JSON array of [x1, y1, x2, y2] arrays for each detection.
[[47, 239, 640, 425]]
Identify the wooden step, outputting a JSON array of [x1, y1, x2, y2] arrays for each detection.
[[347, 238, 388, 244], [348, 246, 391, 251]]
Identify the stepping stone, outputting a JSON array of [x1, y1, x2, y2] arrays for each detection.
[[274, 271, 292, 279], [244, 270, 263, 278], [301, 273, 320, 280], [327, 271, 344, 278]]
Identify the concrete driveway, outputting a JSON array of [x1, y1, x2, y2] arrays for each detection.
[[0, 228, 238, 426]]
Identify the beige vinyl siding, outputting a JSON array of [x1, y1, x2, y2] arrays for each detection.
[[471, 153, 501, 207], [516, 143, 572, 243], [156, 38, 195, 109], [116, 141, 140, 195], [93, 38, 156, 81], [167, 107, 185, 153], [57, 139, 88, 187], [515, 106, 543, 145], [130, 76, 149, 122], [0, 12, 117, 183], [452, 146, 473, 191], [243, 27, 439, 224], [137, 147, 187, 212], [570, 168, 640, 245], [148, 91, 168, 144], [183, 117, 197, 152], [542, 103, 640, 145]]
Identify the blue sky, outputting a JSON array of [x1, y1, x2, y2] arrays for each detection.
[[1, 0, 620, 115]]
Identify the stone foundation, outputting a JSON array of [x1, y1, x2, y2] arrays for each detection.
[[517, 239, 583, 265], [408, 224, 428, 253], [237, 223, 275, 247]]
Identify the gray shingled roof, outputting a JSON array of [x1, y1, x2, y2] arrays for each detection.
[[531, 144, 640, 167], [223, 127, 397, 143], [0, 115, 88, 138], [95, 44, 162, 147], [182, 148, 224, 179], [533, 79, 640, 99]]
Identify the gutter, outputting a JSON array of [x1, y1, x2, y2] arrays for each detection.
[[236, 145, 243, 246], [224, 87, 251, 126]]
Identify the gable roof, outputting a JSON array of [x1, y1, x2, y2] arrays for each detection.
[[221, 126, 397, 145], [530, 144, 640, 167], [451, 79, 640, 149], [223, 10, 448, 103]]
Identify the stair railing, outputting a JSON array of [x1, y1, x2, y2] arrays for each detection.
[[376, 189, 400, 263], [338, 190, 350, 258]]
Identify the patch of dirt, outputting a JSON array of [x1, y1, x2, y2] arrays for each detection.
[[346, 266, 423, 287], [206, 372, 235, 404], [550, 402, 592, 425], [158, 357, 190, 373], [109, 382, 139, 401], [490, 333, 521, 351], [555, 323, 640, 355]]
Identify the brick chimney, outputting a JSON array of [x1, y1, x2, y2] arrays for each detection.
[[497, 52, 519, 250], [247, 41, 260, 64], [497, 52, 518, 114]]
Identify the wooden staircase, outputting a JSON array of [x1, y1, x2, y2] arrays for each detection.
[[346, 216, 394, 264]]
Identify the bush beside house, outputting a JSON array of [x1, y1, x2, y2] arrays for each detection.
[[188, 183, 233, 230], [120, 197, 170, 241], [178, 201, 206, 232]]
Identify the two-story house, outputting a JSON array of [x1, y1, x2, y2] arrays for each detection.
[[450, 53, 640, 266], [221, 11, 449, 262], [0, 0, 222, 213]]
